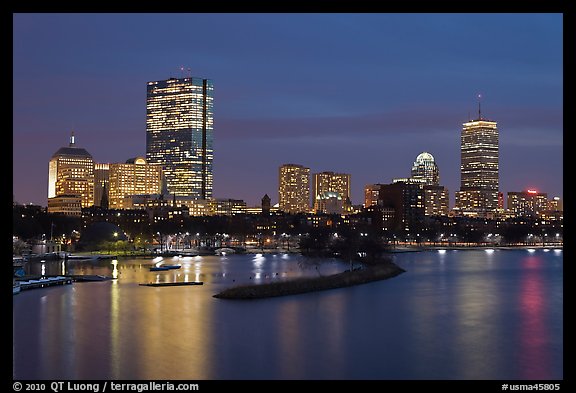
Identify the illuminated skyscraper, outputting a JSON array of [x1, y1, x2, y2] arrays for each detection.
[[455, 102, 499, 216], [411, 152, 439, 185], [48, 132, 94, 210], [278, 164, 310, 213], [146, 76, 214, 199]]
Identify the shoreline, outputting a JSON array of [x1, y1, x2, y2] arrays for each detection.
[[13, 243, 562, 263], [213, 261, 406, 300]]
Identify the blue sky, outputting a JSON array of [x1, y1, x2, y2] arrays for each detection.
[[13, 13, 563, 207]]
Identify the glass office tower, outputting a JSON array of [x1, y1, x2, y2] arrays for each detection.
[[146, 77, 214, 199]]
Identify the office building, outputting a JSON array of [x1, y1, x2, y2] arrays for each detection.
[[146, 76, 214, 199], [455, 105, 499, 216], [411, 151, 439, 185], [48, 132, 94, 212], [108, 157, 163, 209]]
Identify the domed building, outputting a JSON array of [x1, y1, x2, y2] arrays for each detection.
[[411, 151, 439, 186], [315, 191, 344, 214], [48, 132, 95, 214]]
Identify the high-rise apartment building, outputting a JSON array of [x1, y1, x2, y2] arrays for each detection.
[[108, 157, 163, 209], [455, 105, 499, 216], [48, 132, 94, 211], [146, 76, 214, 199], [312, 171, 351, 213], [278, 164, 310, 214]]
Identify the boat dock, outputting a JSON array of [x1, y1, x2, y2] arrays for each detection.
[[139, 281, 204, 287], [15, 274, 115, 292], [16, 276, 73, 291]]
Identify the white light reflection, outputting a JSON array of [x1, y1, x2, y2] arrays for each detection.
[[111, 259, 118, 279]]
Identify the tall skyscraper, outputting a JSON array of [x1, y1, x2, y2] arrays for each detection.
[[411, 152, 439, 185], [48, 132, 94, 209], [455, 103, 499, 216], [146, 76, 214, 199], [278, 164, 310, 214]]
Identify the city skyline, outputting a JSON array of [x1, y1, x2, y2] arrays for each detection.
[[13, 13, 563, 207]]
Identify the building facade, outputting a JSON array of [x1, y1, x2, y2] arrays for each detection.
[[48, 133, 94, 212], [146, 76, 214, 199], [312, 171, 351, 213], [455, 110, 499, 216], [411, 151, 439, 185], [108, 157, 163, 209], [94, 163, 110, 208], [378, 181, 425, 232], [507, 189, 549, 218], [278, 164, 310, 214], [364, 184, 383, 208]]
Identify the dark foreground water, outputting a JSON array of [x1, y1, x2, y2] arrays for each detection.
[[13, 248, 563, 380]]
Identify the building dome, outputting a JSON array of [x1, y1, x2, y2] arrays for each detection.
[[316, 191, 342, 200], [411, 151, 439, 186], [415, 152, 434, 163]]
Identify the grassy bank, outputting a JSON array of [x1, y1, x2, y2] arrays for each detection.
[[213, 261, 405, 300]]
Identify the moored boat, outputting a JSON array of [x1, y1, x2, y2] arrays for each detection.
[[13, 280, 21, 295]]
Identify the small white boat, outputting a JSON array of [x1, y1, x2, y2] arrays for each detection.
[[215, 248, 235, 256]]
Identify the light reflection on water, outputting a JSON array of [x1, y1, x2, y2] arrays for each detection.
[[13, 249, 562, 380]]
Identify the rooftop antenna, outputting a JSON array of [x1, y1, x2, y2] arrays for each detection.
[[187, 67, 191, 78], [69, 130, 75, 147], [180, 65, 185, 79], [477, 93, 482, 120]]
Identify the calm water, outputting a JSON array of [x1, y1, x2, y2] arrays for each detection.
[[13, 249, 563, 380]]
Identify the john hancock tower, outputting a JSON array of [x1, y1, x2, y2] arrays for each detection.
[[146, 76, 214, 199]]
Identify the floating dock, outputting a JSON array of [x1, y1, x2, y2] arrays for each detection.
[[139, 281, 204, 287], [16, 276, 73, 291]]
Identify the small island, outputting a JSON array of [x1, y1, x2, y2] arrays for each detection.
[[213, 260, 405, 300]]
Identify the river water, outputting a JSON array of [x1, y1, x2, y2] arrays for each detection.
[[12, 248, 563, 380]]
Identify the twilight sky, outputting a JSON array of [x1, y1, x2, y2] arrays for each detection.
[[12, 13, 563, 208]]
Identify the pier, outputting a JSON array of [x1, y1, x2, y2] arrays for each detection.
[[16, 276, 73, 291]]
